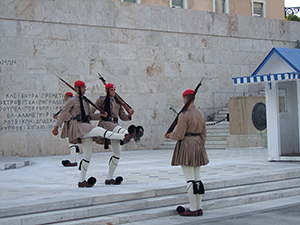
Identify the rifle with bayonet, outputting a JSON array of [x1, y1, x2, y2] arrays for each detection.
[[98, 73, 134, 114], [165, 77, 204, 135], [55, 75, 106, 114]]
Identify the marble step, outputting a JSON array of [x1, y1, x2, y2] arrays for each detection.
[[206, 121, 229, 127], [206, 136, 228, 141], [6, 179, 299, 225], [123, 195, 300, 225], [1, 171, 300, 225], [50, 186, 300, 225], [218, 110, 229, 114]]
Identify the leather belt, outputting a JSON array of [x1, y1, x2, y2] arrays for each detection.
[[185, 133, 200, 136], [72, 115, 91, 122], [102, 116, 118, 123]]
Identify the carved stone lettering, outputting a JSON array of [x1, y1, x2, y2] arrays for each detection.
[[0, 92, 64, 132], [0, 59, 16, 73]]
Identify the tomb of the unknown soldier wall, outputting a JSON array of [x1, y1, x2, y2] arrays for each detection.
[[0, 0, 299, 156]]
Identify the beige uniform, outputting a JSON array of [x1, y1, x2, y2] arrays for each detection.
[[169, 104, 209, 167], [92, 96, 131, 144], [93, 96, 131, 130], [59, 112, 72, 138], [92, 95, 132, 181], [55, 94, 99, 144]]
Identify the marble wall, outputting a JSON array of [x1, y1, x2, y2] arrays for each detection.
[[0, 0, 299, 156]]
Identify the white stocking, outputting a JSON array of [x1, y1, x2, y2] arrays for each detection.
[[69, 144, 78, 163], [106, 126, 125, 179], [66, 138, 78, 163], [181, 165, 197, 211], [194, 167, 202, 210], [79, 138, 93, 182], [113, 125, 128, 135], [106, 152, 119, 180], [84, 127, 125, 140]]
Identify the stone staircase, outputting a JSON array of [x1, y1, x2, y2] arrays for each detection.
[[158, 106, 230, 150], [1, 170, 300, 225]]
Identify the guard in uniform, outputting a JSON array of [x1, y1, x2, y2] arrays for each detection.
[[92, 83, 143, 185], [53, 92, 80, 167], [165, 89, 209, 216], [52, 81, 135, 188]]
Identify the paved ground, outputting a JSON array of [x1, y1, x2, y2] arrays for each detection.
[[195, 204, 300, 225], [1, 147, 300, 224]]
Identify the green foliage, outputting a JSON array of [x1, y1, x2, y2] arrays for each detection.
[[286, 14, 300, 22]]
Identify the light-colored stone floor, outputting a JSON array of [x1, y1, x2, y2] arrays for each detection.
[[1, 148, 300, 211]]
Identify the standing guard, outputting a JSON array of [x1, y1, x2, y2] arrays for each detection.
[[165, 88, 209, 216], [92, 83, 144, 185], [52, 80, 135, 188]]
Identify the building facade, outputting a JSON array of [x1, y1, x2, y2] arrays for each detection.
[[116, 0, 285, 20], [0, 0, 298, 156]]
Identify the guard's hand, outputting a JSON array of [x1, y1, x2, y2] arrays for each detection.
[[52, 126, 59, 136], [164, 133, 170, 139], [53, 115, 57, 119], [101, 112, 108, 118], [128, 109, 134, 116]]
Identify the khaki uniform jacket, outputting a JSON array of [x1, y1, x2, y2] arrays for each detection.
[[92, 96, 131, 145], [92, 96, 131, 131], [58, 111, 72, 139], [55, 94, 99, 144], [57, 98, 72, 139], [169, 104, 209, 166]]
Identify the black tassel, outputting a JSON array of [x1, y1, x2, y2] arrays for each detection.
[[78, 86, 88, 123], [104, 138, 109, 149]]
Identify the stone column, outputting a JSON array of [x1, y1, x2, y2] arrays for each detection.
[[265, 82, 281, 161]]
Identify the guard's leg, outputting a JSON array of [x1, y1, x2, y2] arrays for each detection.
[[106, 154, 120, 180], [61, 138, 78, 167], [181, 165, 197, 213], [69, 144, 79, 163], [84, 127, 125, 140], [78, 138, 96, 187], [113, 125, 128, 135], [193, 166, 203, 215], [113, 125, 128, 146], [84, 127, 135, 144], [105, 126, 123, 184], [105, 143, 123, 184], [114, 125, 144, 143]]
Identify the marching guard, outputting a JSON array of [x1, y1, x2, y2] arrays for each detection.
[[92, 83, 144, 185], [52, 80, 135, 187], [165, 88, 209, 216], [53, 92, 80, 167]]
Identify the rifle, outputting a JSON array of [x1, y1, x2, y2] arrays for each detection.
[[98, 73, 133, 114], [166, 77, 205, 135], [55, 75, 106, 114], [53, 109, 62, 117]]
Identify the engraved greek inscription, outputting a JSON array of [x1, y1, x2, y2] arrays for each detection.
[[0, 59, 17, 73], [0, 59, 17, 65], [0, 92, 64, 132]]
